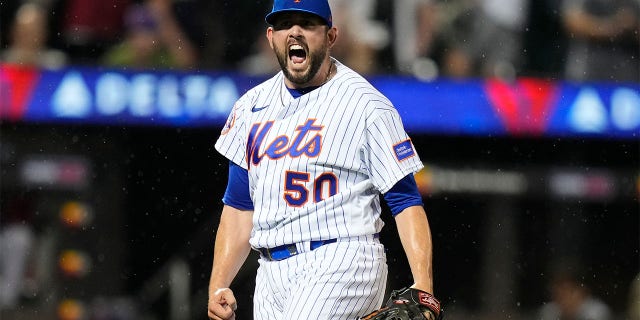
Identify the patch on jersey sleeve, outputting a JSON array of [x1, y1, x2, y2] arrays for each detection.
[[393, 139, 416, 162], [221, 104, 237, 135]]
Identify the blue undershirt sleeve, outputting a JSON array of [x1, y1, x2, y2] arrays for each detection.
[[383, 173, 424, 216], [222, 161, 254, 211]]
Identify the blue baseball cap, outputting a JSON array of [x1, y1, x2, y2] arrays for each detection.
[[265, 0, 333, 27]]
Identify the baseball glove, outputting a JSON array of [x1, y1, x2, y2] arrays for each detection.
[[359, 287, 443, 320]]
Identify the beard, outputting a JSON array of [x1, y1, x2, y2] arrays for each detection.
[[273, 39, 328, 86]]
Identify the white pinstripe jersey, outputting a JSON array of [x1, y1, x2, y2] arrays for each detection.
[[215, 59, 423, 249]]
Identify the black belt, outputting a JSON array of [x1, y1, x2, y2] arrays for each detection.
[[257, 234, 379, 261]]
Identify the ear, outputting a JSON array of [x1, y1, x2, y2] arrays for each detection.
[[327, 26, 338, 49], [266, 27, 274, 49]]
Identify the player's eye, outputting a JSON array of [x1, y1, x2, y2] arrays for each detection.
[[272, 20, 292, 30], [300, 20, 316, 28], [272, 18, 321, 30]]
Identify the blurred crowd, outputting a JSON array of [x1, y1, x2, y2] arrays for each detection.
[[1, 0, 639, 82]]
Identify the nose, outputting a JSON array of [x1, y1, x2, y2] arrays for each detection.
[[288, 24, 303, 37]]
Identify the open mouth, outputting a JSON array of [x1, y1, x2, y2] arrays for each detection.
[[288, 44, 307, 64]]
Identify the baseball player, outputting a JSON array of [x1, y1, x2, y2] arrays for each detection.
[[207, 0, 440, 319]]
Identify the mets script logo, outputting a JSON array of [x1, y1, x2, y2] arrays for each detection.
[[246, 118, 323, 167]]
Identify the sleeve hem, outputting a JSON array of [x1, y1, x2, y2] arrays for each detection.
[[377, 162, 424, 194]]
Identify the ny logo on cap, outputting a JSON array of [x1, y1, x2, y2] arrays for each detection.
[[294, 0, 301, 2]]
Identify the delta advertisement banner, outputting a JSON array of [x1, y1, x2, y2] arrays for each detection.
[[1, 64, 639, 138]]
